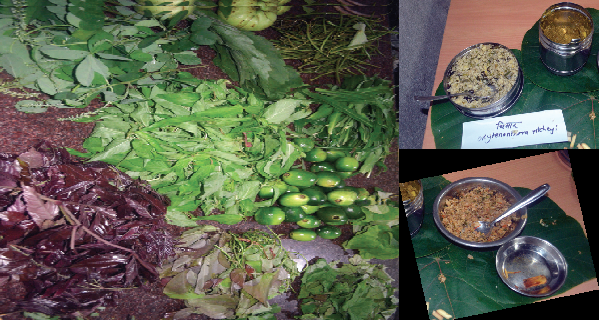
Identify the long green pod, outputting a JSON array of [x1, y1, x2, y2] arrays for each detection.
[[326, 111, 343, 136]]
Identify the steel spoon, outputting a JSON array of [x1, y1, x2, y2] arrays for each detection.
[[475, 184, 550, 235], [415, 84, 498, 102], [414, 90, 475, 102]]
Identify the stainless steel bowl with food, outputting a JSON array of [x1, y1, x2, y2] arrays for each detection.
[[433, 177, 527, 249], [443, 43, 524, 119], [496, 236, 567, 297]]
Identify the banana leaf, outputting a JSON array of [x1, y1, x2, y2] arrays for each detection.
[[520, 8, 599, 93], [431, 50, 599, 149], [412, 176, 596, 319]]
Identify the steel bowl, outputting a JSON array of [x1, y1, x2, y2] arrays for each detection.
[[432, 177, 527, 250], [496, 236, 567, 297], [443, 42, 523, 119]]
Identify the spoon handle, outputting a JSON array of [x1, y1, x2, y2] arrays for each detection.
[[491, 184, 551, 225], [414, 91, 472, 102]]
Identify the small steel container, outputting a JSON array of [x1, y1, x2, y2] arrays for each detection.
[[403, 180, 424, 239], [496, 236, 568, 297], [443, 43, 523, 119], [432, 177, 527, 250], [539, 3, 594, 76]]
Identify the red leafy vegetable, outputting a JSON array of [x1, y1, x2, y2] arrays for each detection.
[[0, 141, 175, 317]]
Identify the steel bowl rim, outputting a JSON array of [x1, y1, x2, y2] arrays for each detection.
[[495, 235, 568, 297], [432, 177, 527, 249]]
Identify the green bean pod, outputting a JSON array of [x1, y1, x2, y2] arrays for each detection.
[[327, 111, 343, 136]]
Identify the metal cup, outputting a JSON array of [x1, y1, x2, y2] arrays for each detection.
[[539, 2, 594, 76]]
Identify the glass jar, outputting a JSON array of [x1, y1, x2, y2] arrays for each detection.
[[402, 180, 424, 239], [539, 2, 594, 76]]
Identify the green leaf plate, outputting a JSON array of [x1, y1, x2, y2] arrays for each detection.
[[521, 8, 599, 93], [413, 176, 596, 319], [431, 50, 599, 149]]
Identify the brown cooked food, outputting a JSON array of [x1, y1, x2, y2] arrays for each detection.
[[440, 186, 517, 242]]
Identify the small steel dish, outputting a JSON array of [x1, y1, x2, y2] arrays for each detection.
[[496, 236, 568, 297], [443, 42, 524, 119], [433, 177, 527, 250]]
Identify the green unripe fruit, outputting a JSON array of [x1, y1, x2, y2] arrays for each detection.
[[290, 228, 317, 241], [305, 147, 327, 162], [296, 215, 321, 228], [327, 190, 357, 206], [281, 206, 306, 222], [315, 171, 343, 188], [293, 138, 315, 152], [281, 170, 317, 188], [316, 226, 342, 239], [254, 207, 285, 225], [310, 162, 336, 173], [334, 157, 360, 172], [325, 150, 346, 162], [278, 192, 310, 207]]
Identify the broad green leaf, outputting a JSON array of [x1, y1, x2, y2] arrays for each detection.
[[262, 99, 304, 124], [76, 55, 109, 86], [82, 136, 105, 153], [37, 77, 57, 95], [40, 45, 89, 60], [96, 52, 132, 61], [68, 0, 105, 31], [192, 213, 244, 225], [166, 209, 201, 227], [174, 51, 203, 65], [88, 138, 131, 164], [14, 100, 48, 113], [130, 50, 154, 62], [415, 177, 596, 319], [431, 72, 599, 149], [521, 9, 599, 93], [411, 176, 452, 258], [88, 31, 113, 53], [157, 92, 200, 107]]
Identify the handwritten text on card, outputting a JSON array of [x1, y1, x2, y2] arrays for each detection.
[[462, 110, 567, 149]]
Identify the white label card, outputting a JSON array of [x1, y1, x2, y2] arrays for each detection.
[[461, 110, 568, 149]]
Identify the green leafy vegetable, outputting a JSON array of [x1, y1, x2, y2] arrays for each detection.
[[159, 226, 301, 319], [0, 0, 303, 112], [296, 255, 398, 320], [295, 75, 398, 175], [207, 11, 304, 100], [67, 77, 311, 225], [342, 191, 400, 260]]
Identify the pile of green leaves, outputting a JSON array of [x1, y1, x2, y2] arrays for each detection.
[[67, 76, 312, 226], [295, 75, 398, 176], [296, 255, 398, 320], [159, 225, 301, 320], [0, 0, 301, 113], [342, 190, 400, 260]]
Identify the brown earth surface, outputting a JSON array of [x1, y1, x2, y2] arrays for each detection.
[[0, 1, 399, 319]]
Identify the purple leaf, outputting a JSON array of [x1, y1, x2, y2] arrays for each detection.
[[22, 186, 59, 229]]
